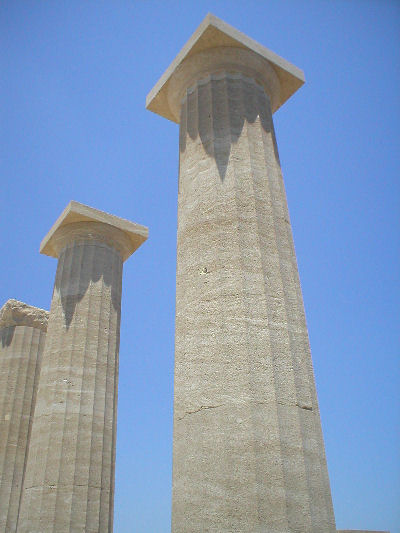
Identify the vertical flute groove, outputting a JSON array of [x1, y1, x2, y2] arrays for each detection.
[[108, 249, 121, 533], [173, 71, 336, 532], [9, 328, 34, 526], [0, 300, 47, 533], [233, 74, 292, 529], [18, 240, 123, 533]]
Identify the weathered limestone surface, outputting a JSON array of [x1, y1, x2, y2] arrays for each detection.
[[147, 14, 336, 533], [17, 202, 147, 533], [0, 300, 48, 533], [337, 530, 390, 532]]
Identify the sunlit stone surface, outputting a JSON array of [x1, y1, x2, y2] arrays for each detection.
[[147, 14, 337, 533], [0, 300, 48, 533], [17, 202, 147, 533]]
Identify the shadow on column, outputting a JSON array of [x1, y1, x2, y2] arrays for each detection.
[[179, 74, 278, 182], [54, 242, 122, 329]]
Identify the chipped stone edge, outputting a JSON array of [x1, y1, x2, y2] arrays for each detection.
[[0, 299, 49, 332]]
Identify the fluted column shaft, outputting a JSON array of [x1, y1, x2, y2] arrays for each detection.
[[173, 71, 336, 532], [18, 224, 125, 533], [0, 301, 48, 533]]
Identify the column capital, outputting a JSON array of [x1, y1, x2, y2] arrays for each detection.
[[146, 13, 305, 124], [0, 299, 49, 332], [40, 201, 148, 262]]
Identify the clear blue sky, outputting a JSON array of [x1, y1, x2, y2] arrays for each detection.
[[1, 1, 399, 532]]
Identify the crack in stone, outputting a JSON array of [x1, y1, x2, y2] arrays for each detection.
[[177, 404, 224, 421], [176, 401, 315, 421], [25, 483, 105, 490]]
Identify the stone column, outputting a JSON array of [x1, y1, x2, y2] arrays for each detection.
[[147, 14, 336, 533], [0, 300, 48, 533], [17, 201, 148, 533]]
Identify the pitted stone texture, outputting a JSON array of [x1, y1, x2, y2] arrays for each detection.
[[0, 302, 47, 533], [172, 71, 336, 532], [17, 238, 122, 533], [0, 300, 48, 332], [18, 212, 147, 533]]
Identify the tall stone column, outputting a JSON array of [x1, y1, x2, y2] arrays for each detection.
[[147, 15, 337, 532], [17, 201, 148, 533], [0, 300, 48, 533]]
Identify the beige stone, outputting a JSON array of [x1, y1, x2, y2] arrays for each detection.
[[146, 12, 304, 122], [40, 200, 148, 260], [0, 300, 48, 533], [17, 202, 148, 533], [147, 14, 336, 532]]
